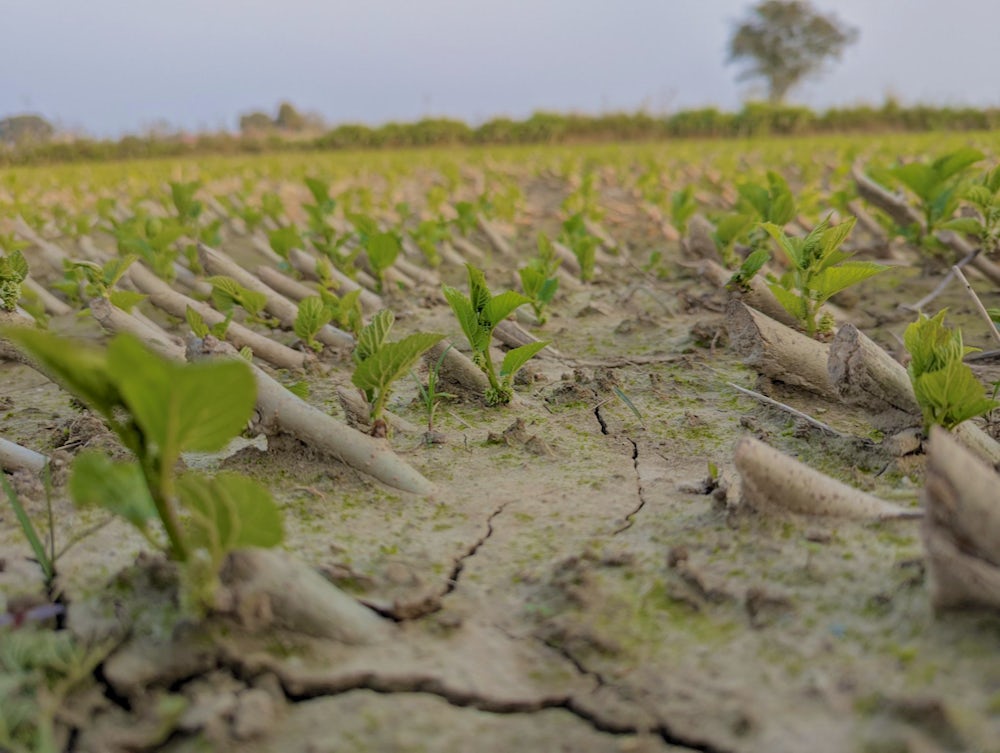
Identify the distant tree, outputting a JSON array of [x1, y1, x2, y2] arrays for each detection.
[[239, 110, 274, 134], [0, 114, 55, 145], [275, 102, 306, 131], [728, 1, 858, 103]]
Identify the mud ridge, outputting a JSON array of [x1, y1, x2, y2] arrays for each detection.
[[261, 664, 718, 752]]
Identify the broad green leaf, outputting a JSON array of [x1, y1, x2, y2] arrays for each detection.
[[730, 248, 770, 287], [179, 471, 283, 561], [500, 340, 548, 378], [760, 222, 801, 268], [914, 359, 997, 430], [294, 296, 333, 342], [465, 264, 491, 314], [6, 249, 28, 281], [714, 213, 753, 246], [107, 334, 256, 457], [892, 163, 937, 201], [483, 291, 530, 328], [186, 305, 209, 338], [268, 225, 303, 259], [819, 217, 856, 259], [812, 261, 887, 300], [932, 148, 983, 182], [1, 327, 121, 418], [240, 288, 269, 316], [348, 213, 379, 239], [108, 289, 147, 312], [352, 332, 445, 392], [519, 265, 544, 298], [69, 451, 156, 530], [537, 277, 559, 305], [940, 217, 983, 236], [366, 232, 401, 272], [208, 275, 243, 312], [767, 283, 808, 322], [442, 285, 482, 348], [737, 183, 769, 218], [354, 309, 394, 364]]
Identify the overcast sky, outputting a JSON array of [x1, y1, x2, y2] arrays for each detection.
[[1, 0, 996, 137]]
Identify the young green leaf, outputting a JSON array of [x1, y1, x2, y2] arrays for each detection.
[[69, 451, 156, 530], [1, 326, 122, 418], [179, 471, 283, 561], [354, 308, 395, 364], [500, 341, 548, 379], [107, 334, 256, 456], [352, 332, 446, 394]]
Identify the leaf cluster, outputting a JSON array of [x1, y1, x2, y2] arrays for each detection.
[[2, 329, 283, 609], [0, 247, 28, 311], [443, 264, 548, 406], [760, 215, 886, 337], [904, 310, 998, 431], [560, 212, 599, 282], [518, 234, 561, 324], [351, 309, 444, 430], [890, 147, 983, 243]]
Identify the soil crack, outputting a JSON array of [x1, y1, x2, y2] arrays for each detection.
[[444, 502, 509, 595], [614, 437, 643, 534], [264, 668, 718, 751], [594, 405, 610, 435]]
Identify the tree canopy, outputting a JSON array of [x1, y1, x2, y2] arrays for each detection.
[[728, 1, 859, 103]]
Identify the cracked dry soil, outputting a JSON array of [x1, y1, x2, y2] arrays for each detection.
[[4, 229, 1000, 753]]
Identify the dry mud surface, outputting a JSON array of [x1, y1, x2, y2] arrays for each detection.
[[3, 190, 1000, 753]]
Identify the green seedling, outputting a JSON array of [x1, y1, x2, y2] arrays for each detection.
[[518, 233, 561, 324], [364, 231, 402, 293], [738, 171, 796, 230], [185, 305, 232, 340], [3, 328, 284, 610], [942, 165, 1000, 255], [207, 275, 278, 327], [889, 147, 984, 246], [759, 216, 886, 337], [904, 310, 998, 431], [711, 212, 755, 268], [70, 255, 144, 311], [268, 224, 304, 273], [670, 186, 697, 236], [411, 218, 451, 268], [412, 344, 457, 434], [317, 287, 363, 336], [294, 296, 333, 352], [351, 309, 445, 434], [107, 213, 186, 282], [560, 212, 599, 282], [443, 264, 549, 406], [0, 247, 28, 312], [452, 201, 479, 237]]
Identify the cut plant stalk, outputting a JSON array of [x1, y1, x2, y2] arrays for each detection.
[[0, 436, 48, 473], [922, 426, 1000, 613], [726, 300, 837, 399], [827, 323, 921, 426], [702, 258, 799, 328], [734, 436, 921, 519]]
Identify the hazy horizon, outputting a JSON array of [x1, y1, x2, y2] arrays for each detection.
[[2, 0, 997, 138]]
